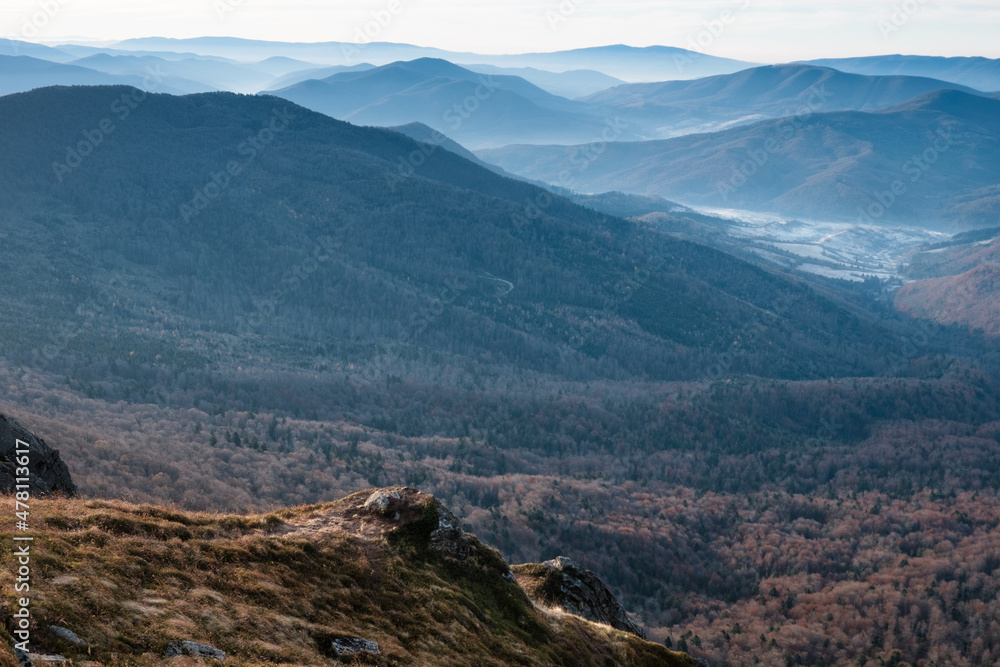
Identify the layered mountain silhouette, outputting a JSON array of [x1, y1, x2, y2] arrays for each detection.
[[583, 64, 986, 137], [0, 55, 192, 96], [0, 86, 922, 381], [481, 90, 1000, 228], [268, 58, 640, 148], [68, 53, 275, 93], [457, 64, 626, 99], [113, 38, 754, 81], [0, 38, 74, 61], [803, 55, 1000, 92]]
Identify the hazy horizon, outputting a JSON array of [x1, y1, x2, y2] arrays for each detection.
[[3, 0, 999, 62]]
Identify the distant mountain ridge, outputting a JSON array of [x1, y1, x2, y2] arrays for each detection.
[[113, 38, 755, 81], [269, 58, 642, 148], [0, 54, 192, 96], [480, 89, 1000, 229], [802, 54, 1000, 92], [583, 64, 986, 138]]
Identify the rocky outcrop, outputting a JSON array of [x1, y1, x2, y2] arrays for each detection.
[[362, 486, 471, 560], [0, 414, 76, 496], [512, 556, 646, 638]]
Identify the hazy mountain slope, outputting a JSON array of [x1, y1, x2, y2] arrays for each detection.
[[69, 54, 217, 93], [0, 486, 693, 666], [70, 53, 278, 93], [0, 55, 189, 96], [480, 90, 1000, 228], [904, 227, 1000, 279], [251, 55, 322, 77], [268, 58, 638, 148], [386, 121, 513, 177], [262, 63, 376, 90], [896, 263, 1000, 336], [583, 64, 984, 138], [895, 230, 1000, 336], [803, 55, 1000, 92], [0, 38, 74, 62], [463, 64, 626, 98], [0, 85, 923, 384]]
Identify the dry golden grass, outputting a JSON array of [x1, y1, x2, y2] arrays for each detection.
[[1, 490, 694, 666]]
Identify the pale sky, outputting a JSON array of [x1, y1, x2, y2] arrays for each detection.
[[4, 0, 999, 61]]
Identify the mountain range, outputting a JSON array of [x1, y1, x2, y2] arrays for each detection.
[[268, 58, 642, 148], [582, 63, 988, 138], [0, 84, 923, 383], [803, 54, 1000, 92], [113, 38, 755, 82], [0, 54, 193, 96], [480, 90, 1000, 228], [68, 52, 277, 93]]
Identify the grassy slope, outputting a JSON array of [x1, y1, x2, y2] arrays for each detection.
[[0, 489, 692, 666]]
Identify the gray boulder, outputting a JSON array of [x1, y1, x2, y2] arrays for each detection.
[[49, 626, 85, 646], [330, 636, 380, 658], [165, 640, 225, 661]]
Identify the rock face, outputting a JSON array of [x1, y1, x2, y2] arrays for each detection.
[[512, 556, 646, 638], [0, 414, 76, 496]]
